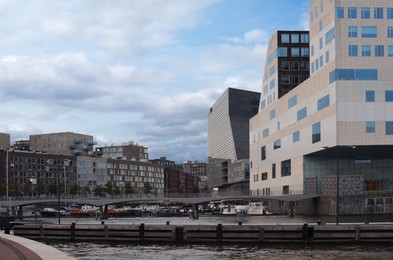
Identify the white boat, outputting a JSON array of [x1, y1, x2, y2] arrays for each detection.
[[219, 200, 248, 215], [246, 202, 268, 215]]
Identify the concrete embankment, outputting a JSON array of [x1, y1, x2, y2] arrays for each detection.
[[0, 232, 75, 259], [12, 222, 393, 244]]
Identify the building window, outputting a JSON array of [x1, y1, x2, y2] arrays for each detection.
[[291, 33, 299, 43], [281, 34, 289, 43], [277, 47, 287, 57], [312, 122, 321, 143], [349, 45, 358, 57], [366, 121, 375, 133], [311, 45, 314, 56], [336, 7, 344, 18], [388, 27, 393, 38], [261, 172, 268, 181], [261, 146, 266, 160], [301, 61, 309, 71], [293, 131, 300, 142], [317, 95, 330, 111], [319, 37, 323, 49], [348, 7, 357, 18], [386, 122, 393, 135], [274, 139, 281, 150], [386, 90, 393, 102], [326, 50, 330, 63], [361, 7, 370, 19], [375, 45, 384, 57], [281, 61, 290, 71], [374, 8, 383, 19], [301, 48, 309, 57], [388, 8, 393, 19], [329, 69, 378, 83], [319, 20, 323, 32], [272, 163, 276, 179], [282, 75, 290, 85], [291, 48, 300, 57], [281, 159, 291, 177], [283, 185, 289, 195], [263, 128, 269, 138], [297, 107, 307, 121], [270, 109, 276, 119], [288, 95, 297, 108], [362, 45, 371, 57], [348, 26, 358, 38], [301, 34, 309, 43], [362, 26, 377, 38], [319, 55, 323, 68], [389, 46, 393, 57], [291, 75, 300, 85], [291, 61, 300, 71], [366, 90, 375, 102]]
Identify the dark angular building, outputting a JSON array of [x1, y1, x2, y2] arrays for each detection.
[[207, 88, 260, 195]]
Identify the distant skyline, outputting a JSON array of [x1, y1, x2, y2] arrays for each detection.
[[0, 0, 309, 163]]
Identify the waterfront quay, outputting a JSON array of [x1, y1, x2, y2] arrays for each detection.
[[12, 221, 393, 245]]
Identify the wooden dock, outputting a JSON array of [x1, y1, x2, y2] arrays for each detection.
[[13, 222, 393, 244]]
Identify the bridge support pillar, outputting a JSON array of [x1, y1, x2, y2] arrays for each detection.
[[102, 205, 109, 219], [191, 204, 199, 219], [17, 205, 23, 221]]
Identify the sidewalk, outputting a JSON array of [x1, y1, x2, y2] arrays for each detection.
[[0, 232, 75, 260]]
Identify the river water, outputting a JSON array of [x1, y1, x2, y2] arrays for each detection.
[[36, 214, 393, 259]]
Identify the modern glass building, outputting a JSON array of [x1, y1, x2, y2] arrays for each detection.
[[250, 0, 393, 215], [208, 88, 260, 195]]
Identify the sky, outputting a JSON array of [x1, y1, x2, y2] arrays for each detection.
[[0, 0, 309, 163]]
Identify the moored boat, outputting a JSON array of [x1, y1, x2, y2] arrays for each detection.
[[246, 201, 268, 215]]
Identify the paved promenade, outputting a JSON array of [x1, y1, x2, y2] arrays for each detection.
[[0, 232, 75, 260]]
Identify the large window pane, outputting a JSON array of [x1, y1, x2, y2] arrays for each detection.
[[386, 122, 393, 135], [277, 47, 287, 57], [273, 139, 281, 150], [291, 34, 299, 43], [366, 121, 375, 133], [348, 7, 357, 18], [361, 7, 370, 19], [297, 107, 307, 121], [281, 34, 289, 43], [362, 26, 377, 38], [317, 95, 330, 111], [374, 7, 383, 19], [362, 45, 371, 57], [365, 90, 375, 102], [348, 26, 358, 38], [301, 33, 309, 43], [375, 45, 384, 57], [336, 7, 344, 18], [386, 90, 393, 102], [388, 8, 393, 19], [291, 48, 300, 57], [325, 27, 336, 44], [312, 122, 321, 143], [288, 95, 297, 108], [388, 27, 393, 38], [349, 45, 358, 56], [281, 159, 291, 177]]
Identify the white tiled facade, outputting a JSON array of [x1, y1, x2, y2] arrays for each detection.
[[250, 0, 393, 196]]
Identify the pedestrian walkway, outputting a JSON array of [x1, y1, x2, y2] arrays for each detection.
[[0, 232, 75, 260]]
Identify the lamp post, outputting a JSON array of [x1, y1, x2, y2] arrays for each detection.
[[336, 147, 339, 226], [6, 149, 10, 214], [64, 159, 70, 199]]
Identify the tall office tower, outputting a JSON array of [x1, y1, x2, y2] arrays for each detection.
[[208, 88, 260, 195], [250, 0, 393, 214]]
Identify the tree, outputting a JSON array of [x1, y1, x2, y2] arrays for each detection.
[[35, 181, 46, 195], [93, 185, 105, 197], [47, 182, 57, 196], [81, 185, 91, 196], [69, 183, 80, 197], [105, 181, 114, 195], [143, 182, 153, 194], [124, 182, 135, 195]]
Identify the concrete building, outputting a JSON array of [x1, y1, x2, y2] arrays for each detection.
[[0, 133, 10, 150], [29, 132, 94, 156], [96, 142, 149, 162], [250, 0, 393, 215], [208, 88, 260, 195]]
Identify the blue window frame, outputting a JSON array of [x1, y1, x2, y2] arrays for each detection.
[[301, 34, 309, 43], [336, 7, 344, 18], [349, 45, 358, 56], [389, 46, 393, 57], [348, 7, 357, 18], [277, 47, 287, 57], [293, 131, 300, 142], [374, 7, 383, 19], [365, 90, 375, 102], [312, 122, 321, 143], [388, 8, 393, 19], [386, 90, 393, 102], [273, 139, 281, 150], [297, 107, 307, 121], [329, 69, 378, 83], [281, 34, 289, 43], [362, 45, 371, 57], [362, 26, 377, 38], [325, 27, 336, 44], [288, 95, 297, 108], [348, 26, 357, 38], [361, 7, 370, 19], [270, 109, 276, 119], [386, 122, 393, 135], [317, 95, 330, 111], [262, 128, 269, 138], [366, 121, 375, 133], [388, 27, 393, 38], [375, 45, 384, 57]]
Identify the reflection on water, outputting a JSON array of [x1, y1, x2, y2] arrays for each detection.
[[40, 214, 393, 260], [49, 241, 393, 260]]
